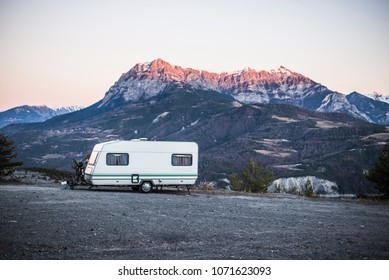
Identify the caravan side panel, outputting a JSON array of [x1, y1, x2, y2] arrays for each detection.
[[84, 140, 198, 187]]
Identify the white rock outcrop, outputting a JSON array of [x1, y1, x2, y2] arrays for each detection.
[[268, 176, 338, 195]]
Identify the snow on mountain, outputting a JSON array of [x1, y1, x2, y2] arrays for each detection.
[[152, 111, 169, 124], [98, 58, 317, 106], [97, 58, 389, 125], [52, 106, 84, 112], [346, 92, 389, 125], [0, 105, 82, 128], [317, 92, 371, 120]]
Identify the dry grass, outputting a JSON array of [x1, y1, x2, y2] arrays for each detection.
[[315, 120, 349, 129], [271, 115, 299, 123]]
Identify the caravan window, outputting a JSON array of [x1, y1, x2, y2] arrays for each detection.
[[172, 154, 192, 166], [106, 153, 129, 166]]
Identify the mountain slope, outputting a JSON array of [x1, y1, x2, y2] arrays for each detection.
[[368, 92, 389, 104], [0, 105, 82, 128], [346, 92, 389, 125]]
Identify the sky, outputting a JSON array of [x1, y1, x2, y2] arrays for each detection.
[[0, 0, 388, 111]]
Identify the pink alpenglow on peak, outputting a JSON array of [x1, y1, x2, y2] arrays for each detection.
[[96, 59, 389, 126], [120, 59, 312, 90], [98, 58, 322, 108]]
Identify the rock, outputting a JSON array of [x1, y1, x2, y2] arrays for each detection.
[[214, 178, 232, 191], [268, 176, 338, 195]]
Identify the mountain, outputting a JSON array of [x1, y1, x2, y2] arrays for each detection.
[[0, 105, 82, 128], [1, 59, 388, 193], [346, 92, 389, 125], [98, 58, 389, 125]]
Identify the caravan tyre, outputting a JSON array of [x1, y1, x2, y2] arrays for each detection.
[[140, 181, 153, 193]]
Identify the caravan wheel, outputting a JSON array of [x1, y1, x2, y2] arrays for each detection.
[[140, 181, 153, 193]]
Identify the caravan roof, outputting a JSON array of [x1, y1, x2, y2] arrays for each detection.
[[91, 140, 198, 153]]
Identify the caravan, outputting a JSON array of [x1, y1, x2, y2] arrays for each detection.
[[84, 139, 198, 193]]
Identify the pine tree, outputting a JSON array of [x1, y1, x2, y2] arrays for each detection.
[[302, 178, 314, 197], [0, 133, 23, 177], [242, 159, 274, 193], [367, 143, 389, 196], [230, 174, 244, 191]]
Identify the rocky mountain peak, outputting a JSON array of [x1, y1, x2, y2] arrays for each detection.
[[111, 59, 316, 98], [124, 59, 314, 87], [96, 59, 389, 125]]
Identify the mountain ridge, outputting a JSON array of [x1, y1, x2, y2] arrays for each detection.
[[0, 105, 82, 128], [98, 58, 389, 125]]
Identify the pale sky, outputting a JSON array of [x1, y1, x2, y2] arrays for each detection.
[[0, 0, 388, 111]]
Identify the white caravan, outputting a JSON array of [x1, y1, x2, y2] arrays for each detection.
[[84, 139, 198, 193]]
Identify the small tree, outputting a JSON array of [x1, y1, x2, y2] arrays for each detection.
[[302, 178, 314, 197], [367, 143, 389, 196], [0, 133, 23, 177], [242, 159, 274, 193], [230, 174, 244, 191]]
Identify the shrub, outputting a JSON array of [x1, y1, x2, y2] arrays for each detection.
[[197, 181, 215, 192], [230, 174, 244, 191], [302, 178, 315, 198]]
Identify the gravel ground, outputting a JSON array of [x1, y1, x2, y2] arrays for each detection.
[[0, 184, 388, 260]]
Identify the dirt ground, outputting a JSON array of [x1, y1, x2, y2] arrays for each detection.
[[0, 184, 388, 260]]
